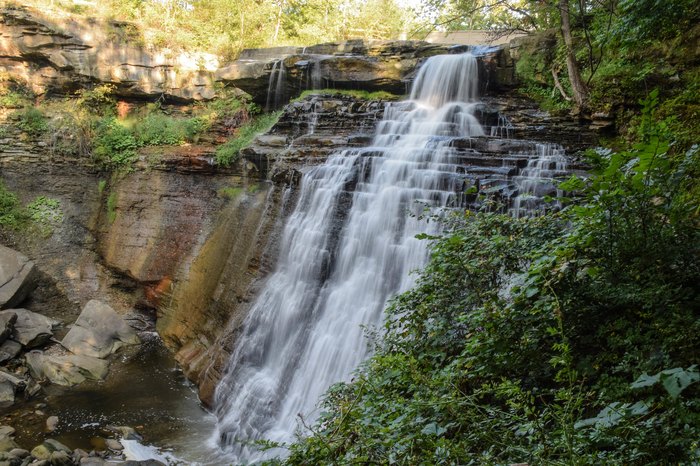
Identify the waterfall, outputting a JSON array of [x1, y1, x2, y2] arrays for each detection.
[[511, 143, 568, 217], [212, 53, 485, 461], [265, 59, 287, 112]]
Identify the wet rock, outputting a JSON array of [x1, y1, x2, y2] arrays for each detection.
[[106, 426, 141, 441], [24, 352, 109, 387], [8, 449, 28, 459], [0, 426, 19, 453], [0, 313, 17, 345], [0, 340, 21, 364], [0, 380, 14, 408], [0, 245, 38, 310], [103, 439, 122, 451], [48, 450, 72, 466], [30, 440, 72, 462], [0, 371, 25, 408], [0, 309, 57, 349], [79, 459, 105, 465], [45, 417, 58, 433], [61, 301, 139, 359], [124, 461, 166, 466]]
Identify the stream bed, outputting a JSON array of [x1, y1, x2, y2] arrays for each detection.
[[5, 333, 223, 464]]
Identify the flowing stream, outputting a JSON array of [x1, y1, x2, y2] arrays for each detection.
[[213, 53, 486, 461]]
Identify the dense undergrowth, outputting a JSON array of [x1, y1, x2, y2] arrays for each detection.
[[0, 81, 272, 169], [272, 95, 700, 463]]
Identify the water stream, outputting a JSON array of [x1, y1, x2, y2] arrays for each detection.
[[213, 53, 486, 461]]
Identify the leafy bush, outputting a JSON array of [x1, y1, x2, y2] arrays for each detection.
[[16, 107, 48, 136], [0, 181, 27, 230], [93, 118, 138, 167], [216, 111, 282, 166], [132, 112, 188, 146]]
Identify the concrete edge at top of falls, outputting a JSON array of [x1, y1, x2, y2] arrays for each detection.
[[215, 39, 519, 105]]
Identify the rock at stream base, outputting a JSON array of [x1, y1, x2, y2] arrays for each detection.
[[0, 309, 57, 348], [0, 370, 25, 408], [25, 352, 109, 386], [61, 300, 140, 358], [0, 340, 22, 364], [30, 439, 72, 461], [0, 245, 38, 310], [0, 425, 19, 453], [0, 312, 17, 345]]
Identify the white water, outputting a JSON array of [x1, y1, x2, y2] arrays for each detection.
[[512, 143, 567, 217], [212, 53, 485, 461], [265, 59, 287, 111]]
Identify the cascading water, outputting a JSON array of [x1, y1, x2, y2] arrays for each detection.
[[212, 53, 485, 461], [511, 143, 568, 217], [265, 59, 287, 111]]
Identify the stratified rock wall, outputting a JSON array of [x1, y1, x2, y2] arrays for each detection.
[[216, 40, 518, 106], [0, 7, 217, 101]]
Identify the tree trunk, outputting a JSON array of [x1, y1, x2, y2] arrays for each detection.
[[559, 0, 589, 109]]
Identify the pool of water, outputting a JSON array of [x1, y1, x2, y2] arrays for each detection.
[[7, 333, 231, 465]]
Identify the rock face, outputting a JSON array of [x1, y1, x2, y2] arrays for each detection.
[[217, 40, 517, 106], [61, 300, 139, 358], [0, 7, 217, 101], [0, 245, 37, 310]]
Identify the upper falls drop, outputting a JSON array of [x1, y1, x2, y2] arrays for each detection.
[[212, 53, 500, 460]]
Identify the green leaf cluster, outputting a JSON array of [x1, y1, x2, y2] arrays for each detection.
[[215, 111, 282, 166]]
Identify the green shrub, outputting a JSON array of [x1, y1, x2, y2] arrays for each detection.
[[94, 118, 138, 167], [76, 84, 117, 114], [0, 181, 27, 230], [16, 107, 48, 136], [216, 111, 282, 166], [133, 112, 186, 146]]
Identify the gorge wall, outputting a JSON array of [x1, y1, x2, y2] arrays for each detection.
[[0, 8, 600, 407]]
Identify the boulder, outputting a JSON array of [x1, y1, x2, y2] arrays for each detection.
[[0, 309, 57, 348], [61, 300, 139, 359], [0, 245, 37, 310], [0, 381, 14, 408], [30, 439, 72, 461], [0, 313, 17, 345], [0, 371, 25, 408], [24, 352, 109, 387], [0, 426, 19, 453], [45, 416, 59, 432], [0, 339, 20, 364]]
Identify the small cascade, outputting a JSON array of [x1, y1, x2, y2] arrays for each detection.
[[265, 59, 287, 111], [490, 115, 514, 138], [213, 53, 485, 462], [511, 143, 568, 217]]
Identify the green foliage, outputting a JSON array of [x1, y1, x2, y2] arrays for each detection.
[[293, 89, 402, 102], [76, 84, 117, 113], [218, 186, 244, 199], [216, 111, 282, 166], [26, 196, 63, 236], [132, 112, 188, 146], [93, 118, 138, 167], [16, 107, 48, 136], [0, 181, 27, 230], [280, 112, 700, 464]]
